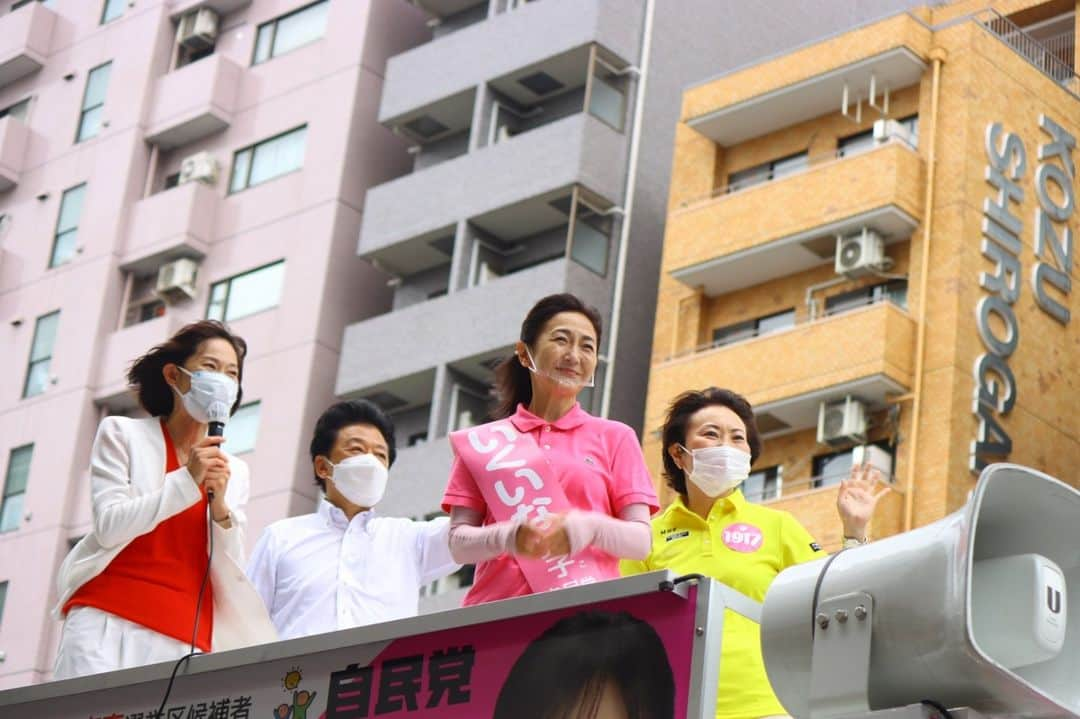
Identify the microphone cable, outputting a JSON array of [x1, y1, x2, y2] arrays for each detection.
[[156, 491, 215, 715]]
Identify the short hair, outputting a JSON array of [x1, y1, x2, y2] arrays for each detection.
[[493, 610, 674, 719], [661, 387, 762, 498], [491, 293, 603, 420], [309, 399, 397, 490], [127, 320, 247, 418]]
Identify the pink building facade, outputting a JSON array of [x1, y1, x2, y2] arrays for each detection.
[[0, 0, 427, 687]]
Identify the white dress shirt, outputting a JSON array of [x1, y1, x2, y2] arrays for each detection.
[[246, 499, 460, 640]]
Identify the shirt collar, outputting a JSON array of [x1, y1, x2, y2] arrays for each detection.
[[318, 498, 376, 530], [509, 402, 588, 432], [669, 489, 747, 523]]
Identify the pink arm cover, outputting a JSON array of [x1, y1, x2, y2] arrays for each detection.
[[447, 507, 519, 564], [447, 503, 652, 564], [564, 503, 652, 560]]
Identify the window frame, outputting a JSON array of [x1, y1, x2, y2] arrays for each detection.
[[824, 280, 908, 316], [22, 311, 60, 399], [811, 440, 894, 489], [76, 61, 112, 143], [712, 308, 795, 348], [251, 0, 329, 66], [49, 183, 87, 269], [222, 401, 261, 455], [228, 125, 308, 193], [100, 0, 124, 24], [1, 444, 33, 533], [727, 151, 809, 193], [206, 260, 286, 322], [743, 464, 782, 504]]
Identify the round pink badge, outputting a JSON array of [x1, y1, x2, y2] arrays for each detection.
[[722, 523, 763, 553]]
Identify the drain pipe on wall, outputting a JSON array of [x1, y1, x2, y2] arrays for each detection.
[[903, 47, 946, 533], [600, 0, 654, 419]]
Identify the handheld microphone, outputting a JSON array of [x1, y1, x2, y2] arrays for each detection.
[[206, 402, 229, 501]]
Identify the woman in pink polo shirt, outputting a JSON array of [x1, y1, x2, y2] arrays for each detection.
[[442, 293, 658, 605]]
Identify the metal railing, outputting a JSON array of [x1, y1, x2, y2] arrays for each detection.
[[976, 9, 1079, 99], [677, 134, 916, 211], [663, 294, 904, 363]]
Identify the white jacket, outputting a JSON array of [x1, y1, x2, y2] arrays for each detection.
[[54, 416, 277, 650]]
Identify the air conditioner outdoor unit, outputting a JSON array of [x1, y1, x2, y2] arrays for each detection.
[[817, 395, 868, 446], [179, 152, 219, 185], [176, 8, 219, 51], [873, 118, 916, 147], [155, 258, 198, 303], [834, 228, 885, 278]]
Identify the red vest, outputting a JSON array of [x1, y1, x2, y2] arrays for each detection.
[[65, 419, 213, 651]]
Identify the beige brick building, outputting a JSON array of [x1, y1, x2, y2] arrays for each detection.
[[647, 0, 1079, 548]]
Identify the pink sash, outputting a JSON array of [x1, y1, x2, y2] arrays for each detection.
[[449, 419, 607, 593]]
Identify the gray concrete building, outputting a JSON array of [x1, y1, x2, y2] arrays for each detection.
[[335, 0, 926, 540]]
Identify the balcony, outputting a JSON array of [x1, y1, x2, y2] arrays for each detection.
[[361, 112, 625, 266], [667, 140, 924, 295], [0, 1, 56, 90], [95, 315, 184, 408], [337, 257, 608, 397], [0, 117, 31, 192], [121, 181, 218, 273], [650, 302, 916, 437], [380, 0, 640, 125], [145, 54, 242, 149], [683, 14, 931, 146], [167, 0, 252, 17]]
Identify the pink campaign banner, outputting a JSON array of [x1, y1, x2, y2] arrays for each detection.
[[319, 589, 698, 719], [62, 581, 699, 719]]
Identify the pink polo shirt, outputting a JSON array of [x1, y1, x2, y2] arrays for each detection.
[[442, 402, 658, 605]]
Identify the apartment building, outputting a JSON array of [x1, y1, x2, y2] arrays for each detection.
[[648, 0, 1078, 548], [333, 0, 929, 534], [0, 0, 430, 687]]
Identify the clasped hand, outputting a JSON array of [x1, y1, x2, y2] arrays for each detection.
[[515, 514, 572, 558]]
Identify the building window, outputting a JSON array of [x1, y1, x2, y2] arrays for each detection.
[[223, 402, 260, 455], [0, 581, 7, 626], [23, 311, 59, 398], [824, 280, 908, 316], [0, 98, 30, 122], [100, 0, 124, 24], [252, 0, 329, 65], [229, 126, 307, 193], [207, 261, 285, 322], [743, 465, 781, 503], [712, 308, 795, 347], [585, 46, 629, 132], [568, 190, 614, 276], [812, 442, 893, 489], [837, 128, 875, 158], [727, 151, 808, 193], [76, 62, 112, 142], [12, 0, 53, 10], [50, 183, 87, 268], [1, 445, 32, 533]]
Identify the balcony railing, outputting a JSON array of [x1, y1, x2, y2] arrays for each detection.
[[681, 134, 916, 210], [665, 294, 906, 362], [976, 8, 1079, 99]]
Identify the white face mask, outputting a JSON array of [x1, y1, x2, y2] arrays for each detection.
[[681, 444, 751, 498], [328, 452, 388, 508], [523, 347, 595, 389], [173, 367, 238, 424]]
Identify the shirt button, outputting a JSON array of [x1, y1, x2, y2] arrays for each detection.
[[544, 426, 551, 432], [543, 444, 551, 450]]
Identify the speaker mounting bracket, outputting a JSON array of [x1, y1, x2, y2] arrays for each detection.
[[809, 591, 875, 717]]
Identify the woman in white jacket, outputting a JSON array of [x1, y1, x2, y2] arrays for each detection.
[[53, 320, 275, 680]]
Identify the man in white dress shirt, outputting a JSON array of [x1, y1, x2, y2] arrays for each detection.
[[246, 400, 460, 640]]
